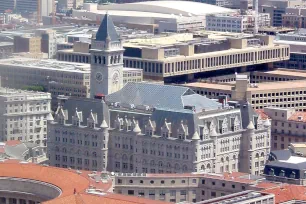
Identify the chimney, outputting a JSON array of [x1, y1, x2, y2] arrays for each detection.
[[94, 93, 105, 101], [218, 95, 228, 108]]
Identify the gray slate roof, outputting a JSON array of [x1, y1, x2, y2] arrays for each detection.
[[96, 14, 119, 42], [63, 98, 109, 125], [105, 82, 221, 113]]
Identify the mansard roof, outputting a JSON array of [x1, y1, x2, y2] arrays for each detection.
[[62, 98, 109, 126], [106, 82, 221, 112], [96, 13, 119, 42]]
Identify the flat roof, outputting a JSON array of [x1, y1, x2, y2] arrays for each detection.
[[184, 80, 306, 92], [0, 87, 51, 97], [97, 1, 234, 16], [0, 58, 90, 73], [183, 82, 234, 91], [255, 69, 306, 78]]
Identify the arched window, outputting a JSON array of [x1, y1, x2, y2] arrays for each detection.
[[62, 148, 67, 153], [92, 152, 97, 157], [256, 153, 259, 158], [201, 165, 205, 171], [261, 152, 265, 157]]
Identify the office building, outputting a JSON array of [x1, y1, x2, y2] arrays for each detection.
[[274, 30, 306, 70], [0, 42, 13, 59], [113, 172, 275, 203], [259, 0, 304, 26], [0, 0, 16, 13], [183, 74, 306, 111], [15, 0, 53, 20], [261, 106, 306, 151], [206, 12, 270, 33], [0, 58, 142, 108], [47, 14, 271, 176], [0, 87, 52, 148], [198, 191, 275, 204], [57, 31, 289, 82], [13, 35, 41, 53], [0, 58, 91, 101], [35, 29, 57, 59]]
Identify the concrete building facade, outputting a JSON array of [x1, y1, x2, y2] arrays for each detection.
[[184, 74, 306, 111], [0, 42, 13, 59], [13, 36, 41, 54], [262, 106, 306, 151], [57, 32, 290, 82], [0, 87, 52, 149], [206, 12, 270, 33]]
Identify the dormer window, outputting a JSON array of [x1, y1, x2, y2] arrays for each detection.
[[279, 170, 285, 177], [290, 171, 296, 179], [178, 133, 184, 140], [269, 168, 274, 176], [146, 130, 152, 136]]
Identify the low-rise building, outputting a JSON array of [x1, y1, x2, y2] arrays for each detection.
[[0, 140, 47, 163], [197, 191, 275, 204], [264, 144, 306, 186], [0, 42, 13, 59], [183, 74, 306, 111], [0, 87, 52, 148]]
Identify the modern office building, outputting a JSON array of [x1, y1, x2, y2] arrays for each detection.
[[47, 14, 271, 176], [261, 106, 306, 151], [0, 58, 91, 100], [206, 12, 270, 33], [57, 31, 290, 82], [0, 87, 52, 148], [183, 74, 306, 111], [35, 29, 57, 59], [0, 42, 13, 59], [13, 35, 41, 53], [0, 0, 16, 13], [113, 172, 275, 203], [274, 30, 306, 70], [259, 0, 304, 26], [0, 58, 142, 108]]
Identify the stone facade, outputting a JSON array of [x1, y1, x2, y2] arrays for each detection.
[[47, 14, 271, 176], [0, 88, 52, 149]]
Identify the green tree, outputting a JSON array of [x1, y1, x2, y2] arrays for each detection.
[[22, 85, 46, 92]]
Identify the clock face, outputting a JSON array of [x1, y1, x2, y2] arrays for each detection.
[[95, 72, 103, 82]]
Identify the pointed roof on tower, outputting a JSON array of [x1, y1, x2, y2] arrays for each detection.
[[96, 13, 119, 42]]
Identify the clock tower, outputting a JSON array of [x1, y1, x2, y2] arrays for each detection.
[[90, 13, 124, 98]]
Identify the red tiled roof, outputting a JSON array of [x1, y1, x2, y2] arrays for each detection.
[[0, 163, 89, 198], [43, 192, 172, 204], [262, 184, 306, 203], [5, 140, 22, 146], [288, 112, 306, 123], [255, 109, 270, 120]]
